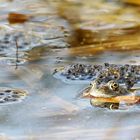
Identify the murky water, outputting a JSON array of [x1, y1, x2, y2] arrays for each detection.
[[0, 0, 140, 140]]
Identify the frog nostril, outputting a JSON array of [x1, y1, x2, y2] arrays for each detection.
[[114, 83, 118, 87]]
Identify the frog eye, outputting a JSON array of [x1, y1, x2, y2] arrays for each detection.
[[109, 82, 119, 91]]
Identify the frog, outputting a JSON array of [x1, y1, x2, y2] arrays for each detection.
[[81, 80, 131, 109]]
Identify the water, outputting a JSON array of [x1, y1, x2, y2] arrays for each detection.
[[0, 0, 140, 140]]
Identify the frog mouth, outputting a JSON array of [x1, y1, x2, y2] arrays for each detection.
[[78, 86, 92, 98]]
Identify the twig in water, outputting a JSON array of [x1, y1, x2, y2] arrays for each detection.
[[15, 38, 19, 69]]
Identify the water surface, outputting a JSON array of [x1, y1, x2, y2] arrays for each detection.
[[0, 0, 140, 140]]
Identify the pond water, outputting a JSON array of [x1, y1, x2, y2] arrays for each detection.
[[0, 0, 140, 140]]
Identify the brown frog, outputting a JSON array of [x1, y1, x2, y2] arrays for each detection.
[[81, 80, 137, 109]]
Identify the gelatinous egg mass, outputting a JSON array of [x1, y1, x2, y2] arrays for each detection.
[[0, 87, 27, 105]]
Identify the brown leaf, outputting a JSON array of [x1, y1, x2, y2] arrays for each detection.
[[8, 12, 30, 24]]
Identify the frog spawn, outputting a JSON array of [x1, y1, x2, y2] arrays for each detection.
[[0, 31, 32, 66], [54, 63, 140, 87], [54, 64, 103, 83], [0, 88, 27, 105], [0, 31, 33, 53]]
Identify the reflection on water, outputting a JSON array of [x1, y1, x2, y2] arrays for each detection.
[[0, 0, 140, 139]]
